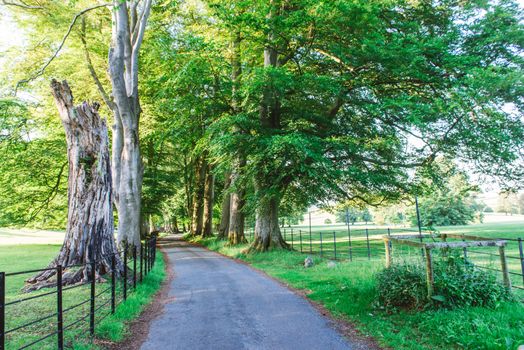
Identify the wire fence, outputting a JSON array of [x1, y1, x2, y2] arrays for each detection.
[[0, 237, 157, 350], [244, 224, 524, 298]]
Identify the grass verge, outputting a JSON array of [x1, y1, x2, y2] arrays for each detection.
[[190, 236, 524, 350], [0, 244, 166, 350]]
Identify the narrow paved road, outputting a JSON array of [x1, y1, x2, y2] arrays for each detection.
[[141, 237, 356, 350]]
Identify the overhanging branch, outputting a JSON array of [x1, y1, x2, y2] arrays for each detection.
[[15, 3, 111, 94]]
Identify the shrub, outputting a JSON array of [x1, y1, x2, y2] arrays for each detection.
[[376, 255, 513, 311], [432, 255, 512, 308], [375, 263, 427, 310]]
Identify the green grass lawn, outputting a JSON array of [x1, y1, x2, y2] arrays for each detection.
[[192, 225, 524, 350], [0, 244, 165, 350], [244, 221, 524, 295]]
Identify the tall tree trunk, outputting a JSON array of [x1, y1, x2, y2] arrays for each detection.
[[228, 158, 247, 244], [202, 164, 215, 237], [249, 0, 289, 251], [108, 0, 152, 248], [173, 216, 180, 233], [191, 157, 206, 235], [227, 29, 247, 245], [217, 172, 232, 239], [26, 80, 122, 291], [249, 196, 289, 252]]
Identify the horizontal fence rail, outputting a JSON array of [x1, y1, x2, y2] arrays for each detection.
[[0, 237, 157, 350], [246, 224, 524, 299]]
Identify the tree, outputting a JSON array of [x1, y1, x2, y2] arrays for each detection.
[[409, 160, 481, 227], [361, 209, 373, 225], [497, 191, 519, 215], [335, 208, 361, 225], [26, 80, 121, 290], [519, 194, 524, 215], [107, 0, 153, 247]]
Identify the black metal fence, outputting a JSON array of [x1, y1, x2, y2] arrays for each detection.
[[0, 237, 157, 350]]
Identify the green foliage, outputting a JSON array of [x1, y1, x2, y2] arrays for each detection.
[[411, 195, 477, 226], [376, 256, 513, 311], [375, 263, 428, 310], [409, 159, 484, 227], [0, 99, 68, 228]]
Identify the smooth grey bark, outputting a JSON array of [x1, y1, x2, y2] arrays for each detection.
[[227, 29, 247, 245], [26, 80, 122, 290], [202, 164, 215, 237], [228, 158, 247, 245], [217, 172, 232, 239], [108, 0, 152, 248], [250, 196, 288, 252], [250, 0, 289, 251], [191, 157, 206, 235]]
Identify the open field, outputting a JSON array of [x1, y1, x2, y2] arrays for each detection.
[[0, 229, 65, 246], [0, 244, 165, 349]]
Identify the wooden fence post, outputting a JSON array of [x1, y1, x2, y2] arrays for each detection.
[[424, 246, 434, 298], [384, 238, 392, 268], [499, 245, 511, 289]]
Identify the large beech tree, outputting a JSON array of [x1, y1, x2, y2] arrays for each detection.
[[108, 0, 153, 247], [239, 0, 524, 250]]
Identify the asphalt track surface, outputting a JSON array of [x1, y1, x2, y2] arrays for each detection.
[[141, 239, 355, 350]]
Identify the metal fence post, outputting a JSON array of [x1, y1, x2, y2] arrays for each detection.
[[309, 229, 312, 253], [365, 228, 371, 260], [90, 259, 95, 336], [291, 230, 294, 249], [299, 230, 303, 253], [519, 238, 524, 286], [0, 272, 4, 350], [123, 247, 128, 301], [308, 212, 312, 241], [333, 231, 337, 260], [111, 255, 116, 314], [140, 244, 143, 282], [462, 236, 468, 264], [57, 265, 63, 350], [145, 241, 149, 276], [347, 220, 352, 261], [133, 246, 137, 289], [143, 241, 147, 275], [320, 232, 323, 257], [151, 237, 156, 268]]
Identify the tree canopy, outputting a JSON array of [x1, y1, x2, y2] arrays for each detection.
[[1, 0, 523, 250]]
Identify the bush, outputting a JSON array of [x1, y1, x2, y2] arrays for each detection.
[[376, 263, 427, 310], [376, 255, 513, 311], [432, 255, 512, 308]]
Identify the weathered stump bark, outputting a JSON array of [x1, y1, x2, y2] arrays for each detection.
[[25, 80, 122, 291]]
